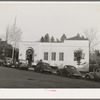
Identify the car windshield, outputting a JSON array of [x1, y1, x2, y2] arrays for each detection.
[[43, 63, 50, 68], [67, 66, 76, 70]]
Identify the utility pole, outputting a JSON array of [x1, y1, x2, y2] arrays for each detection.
[[6, 25, 9, 43], [12, 17, 17, 64]]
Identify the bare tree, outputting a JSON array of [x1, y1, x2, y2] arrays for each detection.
[[5, 17, 22, 63], [84, 27, 99, 50], [6, 17, 22, 48]]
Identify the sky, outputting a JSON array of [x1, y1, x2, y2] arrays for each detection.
[[0, 2, 100, 48]]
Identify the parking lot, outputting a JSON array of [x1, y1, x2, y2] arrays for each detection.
[[0, 66, 100, 88]]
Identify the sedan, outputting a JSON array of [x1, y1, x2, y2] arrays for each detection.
[[57, 65, 82, 78], [85, 67, 100, 81], [34, 62, 53, 74]]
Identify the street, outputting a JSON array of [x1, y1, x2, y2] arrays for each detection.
[[0, 66, 100, 88]]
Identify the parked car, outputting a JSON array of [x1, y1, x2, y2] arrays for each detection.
[[3, 57, 13, 67], [0, 59, 4, 66], [18, 59, 29, 70], [85, 67, 100, 81], [11, 61, 19, 68], [34, 62, 53, 74], [57, 65, 82, 78], [89, 63, 98, 72]]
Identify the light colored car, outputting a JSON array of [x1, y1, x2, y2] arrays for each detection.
[[3, 57, 13, 67], [85, 67, 100, 81], [18, 59, 29, 70]]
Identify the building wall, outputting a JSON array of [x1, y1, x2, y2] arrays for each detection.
[[39, 40, 89, 71], [19, 41, 40, 63], [19, 40, 89, 71]]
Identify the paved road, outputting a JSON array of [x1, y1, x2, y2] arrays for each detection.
[[0, 66, 100, 88]]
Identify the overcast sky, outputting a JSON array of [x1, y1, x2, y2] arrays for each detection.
[[0, 2, 100, 46]]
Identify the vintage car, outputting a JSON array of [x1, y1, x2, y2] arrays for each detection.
[[0, 59, 4, 66], [85, 67, 100, 81], [18, 59, 29, 70], [3, 57, 13, 67], [34, 62, 53, 74], [57, 65, 82, 78]]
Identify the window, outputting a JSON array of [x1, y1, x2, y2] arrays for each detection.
[[51, 52, 56, 61], [59, 52, 64, 61], [44, 52, 48, 60]]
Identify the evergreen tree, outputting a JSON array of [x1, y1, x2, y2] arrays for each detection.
[[40, 36, 44, 42], [74, 49, 84, 66], [51, 36, 55, 42], [60, 34, 67, 42], [56, 38, 60, 43], [44, 33, 49, 42]]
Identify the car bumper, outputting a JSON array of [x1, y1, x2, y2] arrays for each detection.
[[73, 74, 82, 77]]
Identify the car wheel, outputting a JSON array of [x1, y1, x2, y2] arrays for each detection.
[[49, 72, 52, 74], [85, 75, 90, 80], [76, 76, 81, 79], [39, 69, 43, 73], [57, 71, 61, 75]]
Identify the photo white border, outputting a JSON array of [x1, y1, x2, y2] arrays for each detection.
[[0, 89, 100, 99], [0, 1, 100, 99]]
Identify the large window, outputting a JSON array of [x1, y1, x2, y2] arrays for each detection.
[[59, 52, 64, 61], [44, 52, 48, 60], [51, 52, 56, 61]]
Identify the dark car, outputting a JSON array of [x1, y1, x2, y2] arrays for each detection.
[[57, 65, 82, 78], [34, 62, 53, 74], [3, 57, 13, 67], [0, 59, 4, 66], [85, 67, 100, 81]]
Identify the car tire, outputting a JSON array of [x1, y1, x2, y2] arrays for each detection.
[[39, 69, 43, 73], [49, 72, 52, 74], [57, 71, 61, 75], [67, 73, 71, 78]]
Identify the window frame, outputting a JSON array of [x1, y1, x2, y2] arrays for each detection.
[[51, 52, 56, 61], [44, 52, 48, 60], [59, 52, 64, 61]]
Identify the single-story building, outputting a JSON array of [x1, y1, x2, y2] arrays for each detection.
[[19, 34, 89, 71]]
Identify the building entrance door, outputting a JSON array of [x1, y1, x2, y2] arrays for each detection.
[[26, 49, 34, 66]]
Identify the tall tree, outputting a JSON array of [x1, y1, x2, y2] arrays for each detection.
[[6, 17, 22, 48], [84, 27, 99, 50], [5, 17, 22, 63], [56, 38, 60, 43], [40, 36, 45, 42], [51, 36, 55, 42], [74, 48, 84, 66], [60, 34, 67, 42], [44, 33, 49, 42]]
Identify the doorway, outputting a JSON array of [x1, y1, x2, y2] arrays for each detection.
[[26, 48, 34, 66]]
